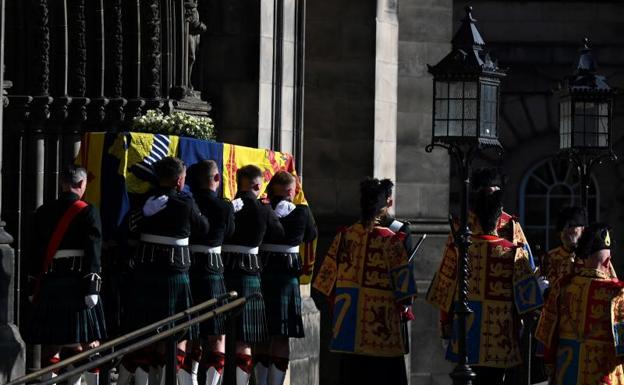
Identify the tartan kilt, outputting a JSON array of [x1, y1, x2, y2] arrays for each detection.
[[189, 252, 227, 337], [260, 251, 305, 338], [223, 251, 268, 343], [124, 268, 198, 340], [25, 272, 107, 345]]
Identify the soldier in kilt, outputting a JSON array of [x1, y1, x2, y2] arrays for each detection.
[[25, 165, 106, 385], [119, 157, 209, 385], [254, 171, 317, 385], [222, 164, 284, 385], [184, 160, 235, 385]]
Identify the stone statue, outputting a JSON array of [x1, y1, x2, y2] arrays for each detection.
[[185, 0, 207, 92]]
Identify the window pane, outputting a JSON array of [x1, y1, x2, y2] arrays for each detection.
[[464, 120, 477, 137], [449, 120, 462, 136], [449, 99, 462, 120], [599, 116, 608, 134], [436, 81, 448, 98], [464, 82, 477, 98], [464, 100, 477, 119], [434, 120, 448, 137], [435, 99, 448, 120], [449, 82, 463, 99]]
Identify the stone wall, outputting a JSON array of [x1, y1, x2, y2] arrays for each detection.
[[396, 0, 454, 384]]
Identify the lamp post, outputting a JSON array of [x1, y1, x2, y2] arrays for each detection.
[[425, 6, 505, 385], [558, 38, 616, 213]]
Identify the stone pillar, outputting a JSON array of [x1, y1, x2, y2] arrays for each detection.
[[86, 0, 109, 128], [67, 0, 89, 156], [396, 0, 454, 384], [123, 0, 145, 122], [0, 0, 26, 381], [104, 0, 127, 131]]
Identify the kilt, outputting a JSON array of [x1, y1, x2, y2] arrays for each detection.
[[124, 268, 198, 340], [25, 271, 107, 345], [223, 251, 268, 343], [260, 251, 304, 338], [190, 251, 227, 336]]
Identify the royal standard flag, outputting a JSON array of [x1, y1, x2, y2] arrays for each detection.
[[77, 131, 317, 283]]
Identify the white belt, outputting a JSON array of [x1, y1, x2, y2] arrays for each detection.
[[190, 245, 222, 254], [260, 244, 299, 253], [222, 245, 259, 255], [54, 249, 85, 259], [140, 234, 189, 246]]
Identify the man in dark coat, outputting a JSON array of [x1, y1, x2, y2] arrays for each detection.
[[26, 165, 106, 385]]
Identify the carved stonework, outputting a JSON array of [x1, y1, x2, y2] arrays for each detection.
[[68, 0, 87, 97], [105, 0, 123, 98], [141, 0, 161, 99], [30, 0, 51, 96]]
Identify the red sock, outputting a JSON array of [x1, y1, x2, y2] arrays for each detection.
[[235, 353, 253, 374], [176, 349, 186, 372], [203, 351, 225, 374], [271, 357, 289, 372], [42, 354, 61, 374]]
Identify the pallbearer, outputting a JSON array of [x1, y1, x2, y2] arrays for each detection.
[[222, 165, 284, 385], [25, 165, 106, 385], [254, 171, 317, 385], [122, 156, 209, 385], [184, 160, 235, 385]]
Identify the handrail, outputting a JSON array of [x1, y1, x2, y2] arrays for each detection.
[[5, 291, 242, 385]]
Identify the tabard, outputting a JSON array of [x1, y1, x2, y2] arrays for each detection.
[[313, 223, 417, 357]]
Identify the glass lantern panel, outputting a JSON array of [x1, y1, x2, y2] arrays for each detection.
[[448, 120, 462, 136], [463, 120, 477, 137], [598, 134, 608, 147], [435, 99, 448, 120], [479, 83, 498, 138], [599, 116, 608, 134], [464, 82, 477, 98], [434, 119, 448, 137], [449, 82, 463, 99], [449, 99, 463, 120], [464, 100, 477, 119], [436, 81, 449, 98], [599, 102, 609, 117]]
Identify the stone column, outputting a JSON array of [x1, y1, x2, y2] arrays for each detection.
[[86, 0, 109, 129], [104, 0, 127, 131], [123, 0, 145, 122], [141, 0, 164, 111], [396, 0, 454, 384], [67, 0, 89, 156], [0, 0, 26, 381]]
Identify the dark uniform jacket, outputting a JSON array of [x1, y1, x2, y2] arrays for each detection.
[[190, 189, 235, 247], [225, 190, 284, 248], [263, 200, 317, 246], [136, 187, 209, 240], [31, 191, 102, 279], [132, 187, 209, 272]]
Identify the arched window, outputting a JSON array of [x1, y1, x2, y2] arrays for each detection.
[[519, 157, 598, 252]]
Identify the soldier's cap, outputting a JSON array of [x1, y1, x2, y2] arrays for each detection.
[[556, 206, 587, 232], [576, 222, 612, 259], [471, 167, 507, 192]]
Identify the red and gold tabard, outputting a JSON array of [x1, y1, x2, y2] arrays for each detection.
[[426, 211, 543, 368], [544, 246, 578, 284], [536, 268, 624, 385], [313, 223, 417, 357], [545, 245, 617, 284]]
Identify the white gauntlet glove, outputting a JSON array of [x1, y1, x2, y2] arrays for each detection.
[[143, 195, 169, 217], [85, 295, 99, 308], [231, 198, 244, 213], [537, 276, 550, 294], [274, 200, 296, 218]]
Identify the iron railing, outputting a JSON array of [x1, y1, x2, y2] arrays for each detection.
[[5, 291, 246, 385]]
